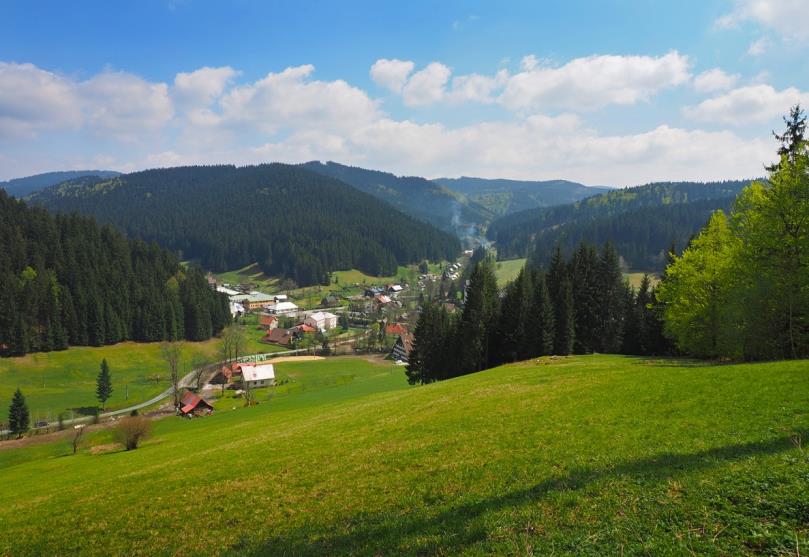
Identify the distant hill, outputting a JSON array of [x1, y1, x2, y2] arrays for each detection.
[[28, 164, 460, 287], [0, 170, 120, 198], [487, 180, 755, 270], [301, 161, 494, 242], [434, 176, 611, 217]]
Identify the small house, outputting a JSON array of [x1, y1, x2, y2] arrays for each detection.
[[274, 294, 288, 302], [387, 284, 403, 295], [264, 327, 296, 346], [385, 322, 407, 336], [259, 314, 278, 330], [241, 363, 276, 388], [179, 391, 214, 416], [305, 311, 338, 331], [364, 286, 385, 298], [391, 332, 414, 363]]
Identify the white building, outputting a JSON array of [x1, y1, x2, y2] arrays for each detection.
[[241, 363, 275, 388], [304, 311, 338, 331], [267, 301, 299, 315], [217, 286, 241, 297]]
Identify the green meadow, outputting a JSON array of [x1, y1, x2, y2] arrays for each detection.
[[1, 354, 807, 555], [0, 341, 223, 421], [494, 258, 527, 286]]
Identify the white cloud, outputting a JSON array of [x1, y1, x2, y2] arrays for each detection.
[[499, 51, 691, 111], [219, 65, 380, 133], [401, 62, 452, 106], [174, 66, 238, 107], [717, 0, 809, 40], [448, 70, 509, 104], [747, 37, 770, 56], [684, 84, 809, 125], [79, 72, 173, 140], [0, 62, 82, 138], [369, 59, 414, 93], [693, 68, 740, 93]]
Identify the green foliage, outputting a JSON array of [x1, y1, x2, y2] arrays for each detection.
[[658, 107, 809, 360], [96, 359, 113, 410], [7, 388, 30, 438], [489, 179, 752, 268], [30, 164, 460, 287], [0, 190, 228, 357]]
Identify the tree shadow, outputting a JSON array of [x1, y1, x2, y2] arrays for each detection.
[[230, 430, 807, 556]]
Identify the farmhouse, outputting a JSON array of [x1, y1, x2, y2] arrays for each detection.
[[387, 284, 403, 295], [179, 391, 214, 417], [391, 332, 414, 363], [305, 311, 338, 331], [241, 363, 276, 388], [264, 327, 296, 346], [267, 301, 299, 316], [365, 286, 385, 297], [259, 314, 278, 330], [274, 294, 288, 302]]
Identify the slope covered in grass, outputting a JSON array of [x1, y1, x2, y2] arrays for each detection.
[[0, 340, 222, 420], [1, 355, 808, 555]]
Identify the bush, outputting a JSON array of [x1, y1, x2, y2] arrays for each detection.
[[115, 416, 152, 451]]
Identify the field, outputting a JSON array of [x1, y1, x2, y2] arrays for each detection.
[[495, 258, 527, 285], [0, 341, 223, 422], [1, 354, 808, 555], [624, 271, 661, 289]]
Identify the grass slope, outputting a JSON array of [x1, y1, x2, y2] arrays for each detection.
[[494, 258, 527, 286], [0, 341, 223, 421], [1, 355, 808, 555]]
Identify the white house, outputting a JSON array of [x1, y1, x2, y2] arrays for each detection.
[[274, 294, 288, 302], [241, 363, 276, 388], [305, 311, 338, 331], [267, 301, 299, 315]]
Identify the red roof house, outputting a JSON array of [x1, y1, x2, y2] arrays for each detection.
[[179, 391, 214, 416]]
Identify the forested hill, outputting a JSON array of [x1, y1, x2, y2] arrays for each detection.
[[301, 161, 494, 234], [0, 170, 120, 198], [434, 176, 610, 217], [0, 190, 229, 357], [487, 180, 753, 270], [29, 164, 460, 286]]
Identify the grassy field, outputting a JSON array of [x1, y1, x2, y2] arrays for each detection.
[[0, 341, 223, 421], [624, 271, 661, 289], [495, 258, 527, 286], [1, 354, 808, 555]]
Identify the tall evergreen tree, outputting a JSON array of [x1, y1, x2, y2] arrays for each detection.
[[458, 259, 500, 373], [8, 388, 30, 438], [555, 280, 575, 355], [594, 242, 626, 353], [96, 359, 113, 411], [532, 271, 556, 356]]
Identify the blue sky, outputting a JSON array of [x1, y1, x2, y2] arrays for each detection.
[[1, 0, 808, 185]]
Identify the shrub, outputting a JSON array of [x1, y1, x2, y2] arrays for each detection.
[[115, 416, 152, 451]]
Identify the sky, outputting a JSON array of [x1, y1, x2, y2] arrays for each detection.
[[1, 0, 809, 186]]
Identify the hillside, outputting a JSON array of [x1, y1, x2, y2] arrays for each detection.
[[1, 355, 807, 554], [302, 161, 494, 240], [28, 164, 460, 286], [0, 190, 228, 357], [435, 176, 610, 217], [488, 180, 753, 267], [0, 170, 120, 198]]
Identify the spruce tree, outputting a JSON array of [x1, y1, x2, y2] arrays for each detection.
[[556, 280, 575, 355], [96, 358, 113, 411], [594, 242, 626, 353], [458, 259, 500, 373], [8, 388, 30, 438], [533, 272, 556, 356]]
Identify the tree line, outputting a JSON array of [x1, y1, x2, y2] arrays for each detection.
[[28, 164, 461, 287], [0, 190, 230, 357], [487, 179, 752, 268], [406, 245, 670, 384], [657, 106, 809, 360]]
